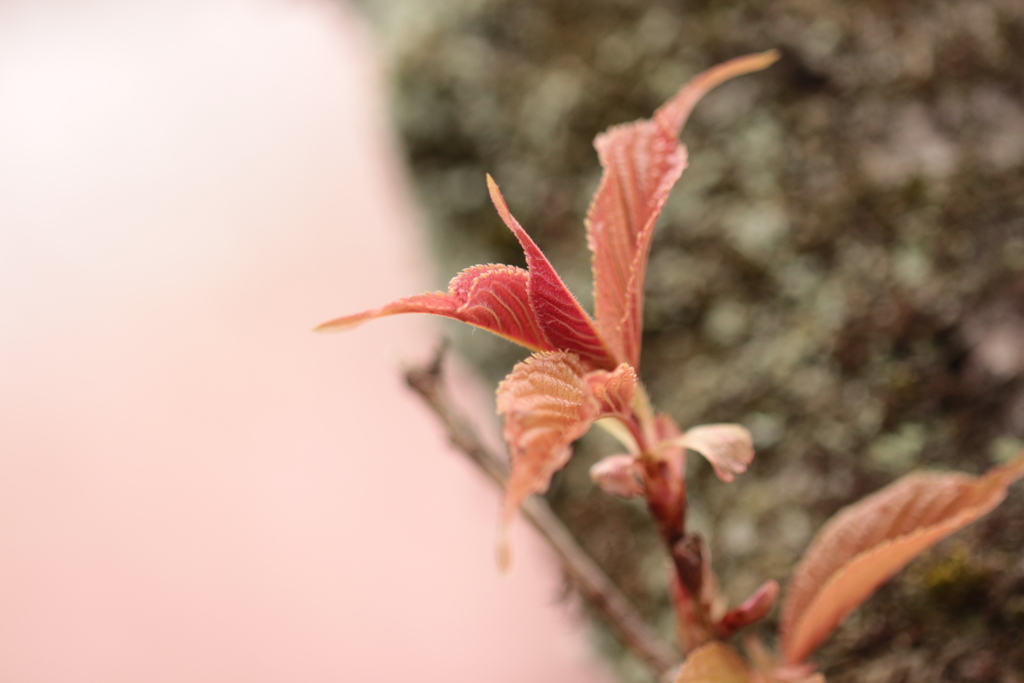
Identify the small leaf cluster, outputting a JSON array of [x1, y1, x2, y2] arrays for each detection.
[[320, 52, 1024, 681]]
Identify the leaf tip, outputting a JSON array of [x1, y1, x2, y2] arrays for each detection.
[[485, 173, 503, 206], [497, 529, 513, 573], [751, 48, 782, 71], [486, 174, 519, 231], [313, 312, 372, 333], [995, 448, 1024, 484]]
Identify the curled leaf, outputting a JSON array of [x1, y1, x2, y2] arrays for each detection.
[[487, 175, 617, 370], [780, 452, 1024, 665], [315, 263, 552, 352], [496, 351, 600, 564], [590, 454, 644, 498], [675, 642, 751, 683], [587, 50, 780, 368], [586, 363, 638, 416], [677, 424, 755, 482], [654, 50, 781, 138]]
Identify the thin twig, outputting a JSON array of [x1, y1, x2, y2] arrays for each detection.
[[404, 346, 680, 682]]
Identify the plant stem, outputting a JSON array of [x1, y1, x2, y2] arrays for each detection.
[[634, 419, 715, 653], [404, 347, 680, 682]]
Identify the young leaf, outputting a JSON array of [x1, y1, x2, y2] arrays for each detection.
[[590, 454, 644, 498], [487, 176, 618, 370], [586, 363, 638, 416], [779, 452, 1024, 665], [654, 50, 781, 139], [675, 642, 751, 683], [315, 263, 553, 352], [676, 423, 755, 483], [587, 50, 780, 368], [496, 351, 600, 563], [586, 121, 686, 367]]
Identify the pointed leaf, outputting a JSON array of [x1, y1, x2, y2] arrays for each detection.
[[780, 452, 1024, 665], [654, 50, 781, 138], [496, 351, 600, 563], [316, 264, 554, 352], [587, 50, 780, 367], [677, 424, 755, 482], [675, 642, 751, 683], [487, 175, 617, 370], [587, 121, 686, 366]]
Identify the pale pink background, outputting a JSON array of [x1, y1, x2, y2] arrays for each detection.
[[0, 1, 615, 681]]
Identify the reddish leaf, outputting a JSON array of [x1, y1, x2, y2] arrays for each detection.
[[587, 121, 686, 367], [315, 263, 553, 352], [677, 424, 755, 483], [496, 351, 600, 564], [590, 454, 644, 498], [675, 642, 751, 683], [780, 452, 1024, 665], [585, 364, 641, 496], [586, 363, 638, 416], [486, 175, 618, 370], [587, 50, 780, 368], [654, 50, 782, 138]]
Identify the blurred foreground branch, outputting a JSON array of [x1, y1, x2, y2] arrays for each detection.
[[404, 346, 679, 682]]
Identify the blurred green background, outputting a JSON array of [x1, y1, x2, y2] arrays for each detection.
[[356, 1, 1024, 680]]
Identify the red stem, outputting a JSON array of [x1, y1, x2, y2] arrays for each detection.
[[634, 417, 718, 653]]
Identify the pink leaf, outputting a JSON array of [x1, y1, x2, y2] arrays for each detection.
[[487, 175, 617, 370], [586, 363, 638, 416], [678, 424, 755, 482], [316, 263, 553, 352], [779, 452, 1024, 665], [654, 50, 782, 138], [496, 351, 600, 565], [590, 454, 644, 498], [587, 121, 686, 367], [587, 50, 780, 368]]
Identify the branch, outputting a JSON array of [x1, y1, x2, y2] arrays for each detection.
[[404, 346, 680, 682]]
